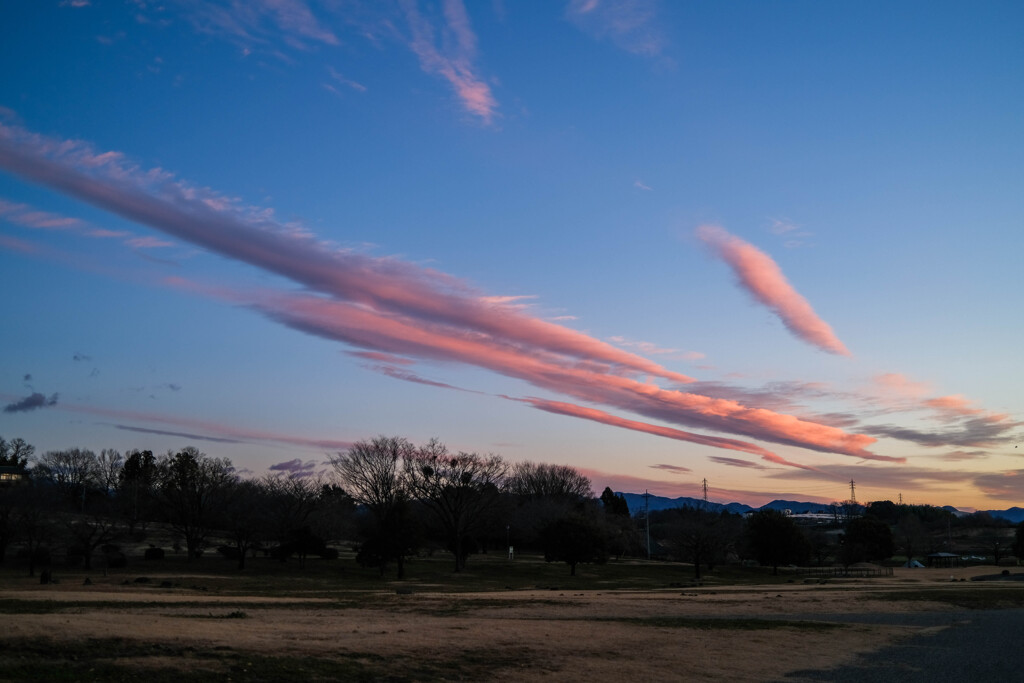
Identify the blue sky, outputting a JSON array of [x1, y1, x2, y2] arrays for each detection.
[[1, 0, 1022, 509]]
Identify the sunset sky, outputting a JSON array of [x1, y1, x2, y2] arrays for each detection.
[[2, 1, 1022, 510]]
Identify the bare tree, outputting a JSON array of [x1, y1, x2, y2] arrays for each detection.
[[95, 449, 124, 497], [221, 479, 268, 570], [507, 462, 593, 501], [154, 447, 235, 560], [330, 437, 416, 578], [64, 504, 124, 570], [894, 513, 929, 566], [34, 448, 101, 511], [0, 436, 34, 469], [261, 473, 327, 568], [404, 439, 507, 572]]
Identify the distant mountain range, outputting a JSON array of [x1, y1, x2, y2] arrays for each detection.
[[616, 492, 1024, 524]]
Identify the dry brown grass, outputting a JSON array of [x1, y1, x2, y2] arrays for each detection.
[[1, 564, 1018, 681]]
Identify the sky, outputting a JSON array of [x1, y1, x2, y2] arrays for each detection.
[[1, 0, 1022, 511]]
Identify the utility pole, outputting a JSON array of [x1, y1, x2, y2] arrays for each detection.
[[643, 489, 651, 560]]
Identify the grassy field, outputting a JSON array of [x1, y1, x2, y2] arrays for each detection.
[[2, 552, 1023, 681]]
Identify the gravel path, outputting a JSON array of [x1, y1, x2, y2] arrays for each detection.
[[775, 608, 1024, 682]]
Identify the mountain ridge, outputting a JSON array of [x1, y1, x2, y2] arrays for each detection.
[[615, 492, 1024, 523]]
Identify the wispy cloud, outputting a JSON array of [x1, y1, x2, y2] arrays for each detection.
[[269, 457, 319, 477], [0, 198, 82, 230], [4, 392, 59, 413], [180, 0, 339, 50], [369, 363, 482, 394], [324, 65, 367, 93], [708, 455, 766, 470], [769, 218, 812, 248], [649, 463, 691, 474], [37, 400, 353, 451], [697, 225, 851, 356], [111, 424, 244, 444], [0, 121, 892, 462], [566, 0, 665, 57], [401, 0, 497, 123], [633, 179, 652, 191]]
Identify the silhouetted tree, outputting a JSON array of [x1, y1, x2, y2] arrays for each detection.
[[541, 511, 608, 575], [600, 487, 630, 517], [117, 449, 156, 536], [154, 447, 235, 560], [95, 449, 123, 497], [34, 448, 101, 511], [1014, 521, 1024, 560], [221, 479, 267, 570], [330, 436, 416, 578], [63, 500, 124, 570], [893, 513, 928, 566], [864, 500, 899, 525], [0, 436, 34, 470], [806, 528, 834, 567], [507, 462, 592, 501], [744, 509, 810, 574], [840, 516, 895, 566], [405, 439, 507, 572]]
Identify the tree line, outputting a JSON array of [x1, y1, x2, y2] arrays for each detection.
[[1, 434, 1021, 579]]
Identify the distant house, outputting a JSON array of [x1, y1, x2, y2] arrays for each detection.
[[0, 466, 27, 485]]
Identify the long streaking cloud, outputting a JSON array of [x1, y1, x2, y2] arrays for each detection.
[[0, 122, 687, 386], [697, 225, 851, 356], [203, 283, 884, 458], [0, 121, 887, 460], [44, 400, 353, 451], [513, 397, 824, 470]]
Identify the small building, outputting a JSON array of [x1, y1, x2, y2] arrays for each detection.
[[0, 466, 27, 485], [927, 552, 961, 568]]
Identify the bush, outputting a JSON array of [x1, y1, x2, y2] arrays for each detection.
[[320, 547, 339, 560], [144, 547, 165, 561], [106, 551, 127, 568], [217, 545, 241, 560]]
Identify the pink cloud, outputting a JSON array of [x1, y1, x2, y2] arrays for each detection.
[[0, 123, 695, 385], [873, 372, 932, 399], [235, 286, 885, 458], [697, 225, 851, 356], [514, 397, 824, 470], [925, 394, 984, 419], [0, 121, 894, 462], [401, 0, 497, 123]]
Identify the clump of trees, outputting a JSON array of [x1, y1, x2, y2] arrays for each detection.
[[3, 432, 1021, 580]]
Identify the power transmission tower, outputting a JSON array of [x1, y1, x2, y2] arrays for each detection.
[[849, 479, 857, 504]]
